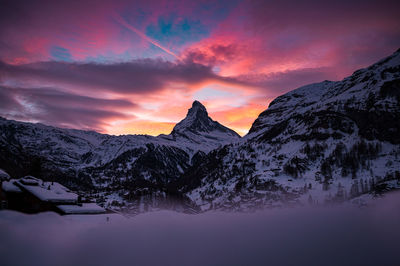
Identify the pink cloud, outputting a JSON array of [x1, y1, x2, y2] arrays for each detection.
[[182, 0, 400, 80]]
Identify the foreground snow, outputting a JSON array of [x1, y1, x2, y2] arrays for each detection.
[[1, 192, 400, 266]]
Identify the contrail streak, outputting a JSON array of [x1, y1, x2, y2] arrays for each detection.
[[113, 13, 180, 60]]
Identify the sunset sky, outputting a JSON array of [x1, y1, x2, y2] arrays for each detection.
[[1, 0, 399, 136]]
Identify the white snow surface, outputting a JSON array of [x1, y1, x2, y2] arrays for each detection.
[[16, 180, 78, 203], [56, 203, 105, 214], [1, 180, 22, 193]]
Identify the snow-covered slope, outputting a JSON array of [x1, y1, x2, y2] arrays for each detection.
[[248, 48, 400, 143], [181, 49, 400, 211]]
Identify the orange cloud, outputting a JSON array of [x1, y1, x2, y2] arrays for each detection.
[[210, 100, 269, 136], [105, 120, 176, 136]]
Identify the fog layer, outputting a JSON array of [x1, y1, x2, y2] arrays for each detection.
[[1, 193, 400, 266]]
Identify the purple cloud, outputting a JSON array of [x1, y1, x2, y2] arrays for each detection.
[[0, 86, 136, 131], [0, 60, 245, 95]]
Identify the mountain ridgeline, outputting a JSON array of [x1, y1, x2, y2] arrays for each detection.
[[1, 49, 400, 212], [0, 100, 240, 212]]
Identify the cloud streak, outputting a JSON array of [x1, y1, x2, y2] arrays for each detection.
[[113, 13, 180, 60], [0, 86, 136, 131]]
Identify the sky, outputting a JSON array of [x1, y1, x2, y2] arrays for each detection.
[[0, 0, 399, 136]]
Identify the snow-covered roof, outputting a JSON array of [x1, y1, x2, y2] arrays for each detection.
[[56, 203, 106, 214], [16, 180, 78, 203], [20, 176, 40, 185], [0, 169, 11, 181], [1, 180, 22, 193]]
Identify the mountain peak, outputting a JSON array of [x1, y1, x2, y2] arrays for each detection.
[[188, 100, 208, 117], [171, 101, 240, 140], [192, 100, 204, 108]]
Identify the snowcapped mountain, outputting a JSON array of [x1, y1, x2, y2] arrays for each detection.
[[172, 100, 239, 138], [0, 101, 239, 212], [1, 49, 399, 213], [180, 49, 400, 211], [162, 100, 240, 152]]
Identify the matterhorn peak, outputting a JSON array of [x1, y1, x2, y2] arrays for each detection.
[[186, 100, 208, 119], [192, 100, 205, 108], [171, 100, 240, 140]]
